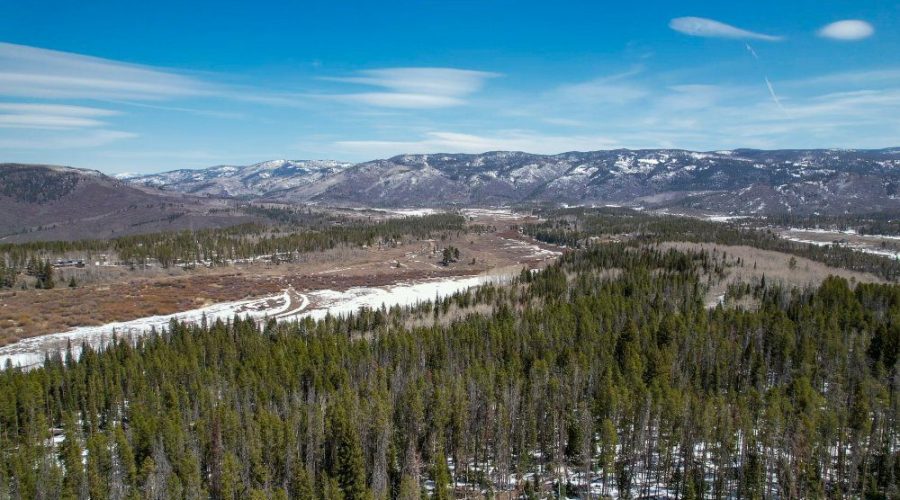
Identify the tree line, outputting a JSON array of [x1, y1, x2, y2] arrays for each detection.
[[525, 208, 900, 281], [0, 214, 466, 288], [764, 212, 900, 237]]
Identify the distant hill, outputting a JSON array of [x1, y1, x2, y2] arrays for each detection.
[[127, 149, 900, 215], [0, 164, 260, 242], [125, 159, 353, 198]]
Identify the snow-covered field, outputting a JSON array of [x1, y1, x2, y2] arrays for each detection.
[[346, 207, 441, 218], [0, 292, 292, 370], [461, 208, 524, 220], [291, 274, 508, 321], [386, 208, 440, 217], [0, 273, 512, 370], [705, 214, 750, 222], [781, 228, 900, 260], [499, 237, 563, 260]]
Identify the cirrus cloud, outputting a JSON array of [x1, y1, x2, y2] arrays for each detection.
[[0, 102, 120, 130], [334, 130, 620, 157], [326, 68, 499, 109], [0, 129, 137, 149], [669, 17, 783, 42], [818, 20, 874, 41], [0, 42, 212, 100]]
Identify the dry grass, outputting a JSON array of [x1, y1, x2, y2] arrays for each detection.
[[0, 214, 558, 345], [656, 241, 885, 308]]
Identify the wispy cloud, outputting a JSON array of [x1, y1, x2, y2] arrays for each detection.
[[0, 102, 119, 129], [793, 69, 900, 87], [335, 130, 619, 156], [326, 68, 499, 108], [669, 17, 783, 42], [0, 103, 118, 117], [430, 64, 900, 156], [336, 92, 466, 109], [0, 42, 211, 100], [0, 42, 309, 155], [554, 70, 648, 105], [0, 129, 137, 149], [99, 99, 244, 119], [818, 20, 875, 41], [0, 42, 311, 109]]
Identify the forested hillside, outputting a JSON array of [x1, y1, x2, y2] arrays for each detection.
[[0, 243, 896, 498]]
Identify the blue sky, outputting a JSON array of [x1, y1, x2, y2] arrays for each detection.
[[0, 0, 897, 174]]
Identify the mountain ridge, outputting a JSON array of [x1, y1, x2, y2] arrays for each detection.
[[23, 147, 900, 216], [125, 159, 353, 198], [268, 148, 900, 214]]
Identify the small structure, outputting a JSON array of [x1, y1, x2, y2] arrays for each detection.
[[53, 259, 85, 268]]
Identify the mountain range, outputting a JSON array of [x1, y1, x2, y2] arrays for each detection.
[[126, 148, 900, 215], [3, 148, 899, 242]]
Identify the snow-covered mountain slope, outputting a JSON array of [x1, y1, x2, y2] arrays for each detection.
[[127, 159, 353, 198], [125, 149, 900, 215]]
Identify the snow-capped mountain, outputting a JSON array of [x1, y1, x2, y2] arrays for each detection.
[[127, 159, 353, 198], [125, 149, 900, 215]]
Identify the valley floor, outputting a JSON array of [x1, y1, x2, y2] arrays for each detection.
[[0, 211, 560, 367]]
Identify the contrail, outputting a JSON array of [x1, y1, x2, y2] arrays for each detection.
[[746, 42, 784, 111], [745, 43, 759, 60], [764, 76, 784, 110]]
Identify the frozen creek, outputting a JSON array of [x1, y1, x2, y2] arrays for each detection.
[[0, 273, 511, 370]]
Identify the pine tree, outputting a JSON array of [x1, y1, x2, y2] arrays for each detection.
[[220, 452, 242, 500], [289, 461, 315, 499], [60, 413, 84, 499], [41, 259, 55, 288], [397, 475, 420, 500], [330, 402, 371, 500], [430, 444, 452, 500]]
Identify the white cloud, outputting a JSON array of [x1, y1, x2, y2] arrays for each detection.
[[555, 78, 648, 105], [0, 114, 106, 129], [0, 42, 311, 109], [541, 117, 586, 127], [658, 84, 732, 110], [337, 92, 464, 109], [0, 103, 118, 116], [0, 129, 137, 149], [328, 67, 498, 109], [332, 68, 498, 95], [818, 20, 875, 41], [669, 17, 783, 42], [329, 62, 900, 158], [792, 69, 900, 87], [480, 64, 900, 153], [0, 42, 211, 100], [0, 102, 119, 129], [335, 130, 620, 157]]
